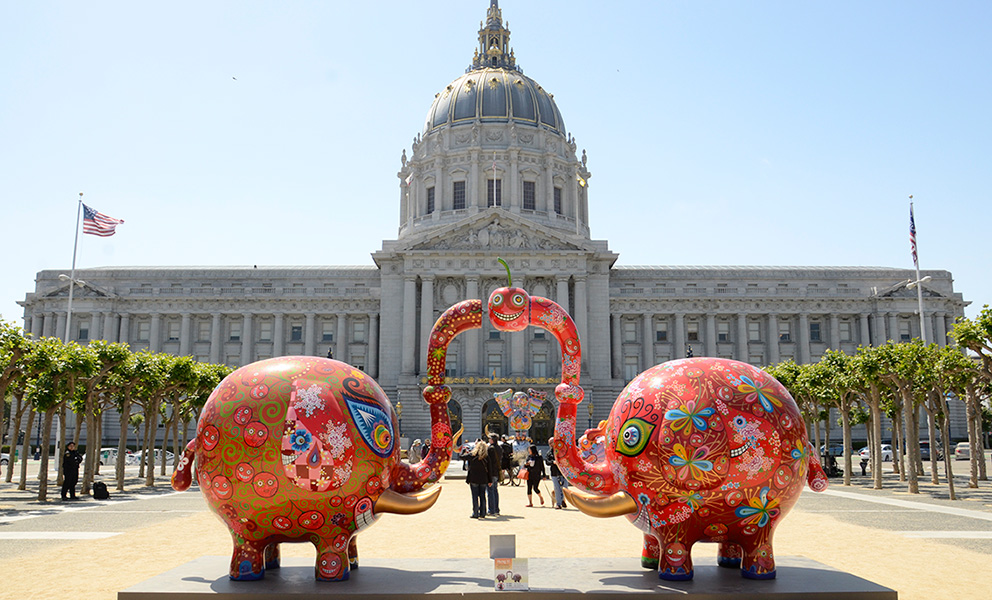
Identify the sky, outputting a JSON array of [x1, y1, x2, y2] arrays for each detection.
[[2, 1, 990, 330]]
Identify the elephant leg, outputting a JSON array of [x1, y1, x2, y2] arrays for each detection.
[[739, 534, 776, 580], [657, 535, 694, 581], [314, 536, 351, 582], [264, 543, 281, 570], [348, 536, 359, 569], [229, 534, 266, 581], [717, 542, 742, 568], [640, 533, 660, 569]]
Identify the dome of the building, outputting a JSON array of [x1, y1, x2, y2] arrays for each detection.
[[423, 68, 566, 136]]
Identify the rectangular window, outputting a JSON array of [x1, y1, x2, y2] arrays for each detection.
[[489, 330, 501, 340], [426, 186, 435, 214], [622, 320, 637, 342], [749, 354, 764, 365], [488, 353, 503, 378], [533, 353, 547, 378], [353, 321, 366, 343], [809, 322, 822, 342], [655, 320, 668, 342], [686, 321, 699, 342], [321, 321, 334, 343], [351, 354, 365, 371], [553, 187, 562, 214], [229, 321, 242, 342], [226, 354, 240, 367], [718, 321, 731, 342], [778, 321, 792, 342], [445, 356, 458, 378], [258, 321, 272, 342], [290, 324, 303, 342], [167, 321, 180, 342], [452, 181, 466, 210], [623, 356, 640, 382], [77, 319, 90, 341], [899, 319, 912, 342], [197, 320, 211, 342], [839, 321, 852, 342], [523, 181, 536, 210], [137, 321, 150, 342], [748, 321, 762, 342], [487, 179, 502, 207], [533, 330, 545, 339]]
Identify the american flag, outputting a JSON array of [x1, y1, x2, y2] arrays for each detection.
[[909, 203, 918, 267], [82, 203, 124, 237]]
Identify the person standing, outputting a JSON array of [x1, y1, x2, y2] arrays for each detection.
[[545, 438, 567, 509], [466, 440, 491, 518], [524, 445, 546, 507], [486, 434, 501, 516], [61, 442, 82, 500]]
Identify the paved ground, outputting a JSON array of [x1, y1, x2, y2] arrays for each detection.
[[1, 458, 991, 599]]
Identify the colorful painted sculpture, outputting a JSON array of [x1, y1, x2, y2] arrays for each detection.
[[173, 299, 483, 581], [486, 262, 828, 581], [493, 388, 544, 437]]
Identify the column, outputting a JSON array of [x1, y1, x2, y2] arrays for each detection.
[[210, 313, 221, 363], [179, 313, 192, 356], [368, 314, 379, 378], [798, 313, 810, 364], [543, 154, 554, 213], [31, 313, 44, 339], [767, 314, 780, 364], [273, 314, 285, 356], [829, 313, 840, 350], [419, 276, 434, 373], [56, 313, 67, 341], [241, 313, 253, 364], [736, 313, 748, 362], [465, 276, 480, 375], [642, 313, 655, 369], [704, 314, 716, 357], [401, 276, 417, 374], [43, 312, 55, 337], [673, 312, 686, 358], [149, 313, 161, 352], [336, 314, 348, 364], [119, 313, 131, 347], [103, 312, 117, 343], [304, 314, 316, 356], [92, 311, 104, 341], [511, 321, 525, 375], [556, 276, 570, 314], [509, 149, 519, 212], [574, 276, 588, 372], [859, 313, 871, 347], [469, 151, 480, 211], [887, 313, 899, 343], [934, 312, 947, 346], [610, 314, 622, 378], [872, 313, 886, 346], [922, 312, 934, 344]]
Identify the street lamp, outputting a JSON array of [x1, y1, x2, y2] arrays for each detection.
[[58, 273, 86, 343], [906, 275, 931, 343]]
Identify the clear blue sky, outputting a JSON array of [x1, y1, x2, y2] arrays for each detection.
[[2, 1, 990, 330]]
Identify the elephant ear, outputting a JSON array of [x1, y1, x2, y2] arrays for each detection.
[[344, 394, 395, 458], [494, 389, 514, 416], [281, 380, 355, 492]]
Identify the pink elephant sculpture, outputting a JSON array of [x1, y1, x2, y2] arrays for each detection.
[[173, 300, 483, 581], [485, 261, 828, 581]]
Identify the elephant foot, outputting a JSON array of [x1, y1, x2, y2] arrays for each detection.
[[229, 538, 265, 580], [717, 556, 742, 568], [740, 543, 776, 579], [717, 542, 742, 568], [742, 565, 776, 580], [641, 557, 659, 570], [659, 541, 693, 581], [349, 537, 359, 569], [264, 544, 281, 570], [658, 566, 693, 581], [315, 551, 349, 582], [641, 533, 660, 569]]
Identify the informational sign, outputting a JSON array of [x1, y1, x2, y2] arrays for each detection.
[[494, 558, 528, 591]]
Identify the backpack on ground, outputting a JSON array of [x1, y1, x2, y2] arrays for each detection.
[[93, 481, 110, 500]]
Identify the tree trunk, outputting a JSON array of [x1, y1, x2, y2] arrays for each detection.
[[145, 403, 160, 487], [938, 408, 956, 501], [902, 392, 919, 494], [5, 396, 24, 483], [81, 404, 96, 495], [116, 399, 130, 492], [869, 394, 883, 490], [841, 398, 852, 486], [139, 413, 151, 479], [925, 410, 939, 485], [892, 410, 904, 479], [18, 409, 35, 490], [56, 404, 67, 486], [37, 409, 56, 501]]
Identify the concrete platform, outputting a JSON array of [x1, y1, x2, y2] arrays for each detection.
[[118, 556, 897, 599]]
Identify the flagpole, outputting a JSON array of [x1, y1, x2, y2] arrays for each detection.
[[908, 196, 928, 344], [63, 192, 84, 343]]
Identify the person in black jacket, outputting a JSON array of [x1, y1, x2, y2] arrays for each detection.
[[545, 439, 567, 509], [524, 445, 546, 507], [466, 440, 491, 518], [486, 435, 501, 516], [61, 442, 82, 500]]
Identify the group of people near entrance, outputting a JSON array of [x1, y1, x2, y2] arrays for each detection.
[[463, 435, 568, 518]]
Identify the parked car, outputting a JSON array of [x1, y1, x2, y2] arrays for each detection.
[[954, 442, 970, 461], [819, 444, 845, 457], [126, 449, 175, 466], [84, 447, 129, 466], [858, 444, 893, 462], [1, 453, 8, 466], [919, 441, 943, 461]]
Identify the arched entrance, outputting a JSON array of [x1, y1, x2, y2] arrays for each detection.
[[448, 400, 464, 445], [481, 398, 509, 439], [530, 401, 555, 446]]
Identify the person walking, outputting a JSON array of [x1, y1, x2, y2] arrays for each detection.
[[466, 440, 491, 518], [545, 438, 567, 509], [524, 445, 546, 507], [61, 442, 82, 500], [486, 435, 501, 516], [500, 436, 512, 482]]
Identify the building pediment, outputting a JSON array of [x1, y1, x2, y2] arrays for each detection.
[[875, 280, 947, 299], [396, 210, 589, 253], [44, 281, 115, 300]]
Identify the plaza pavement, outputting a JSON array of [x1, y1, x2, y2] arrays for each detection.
[[1, 459, 991, 600]]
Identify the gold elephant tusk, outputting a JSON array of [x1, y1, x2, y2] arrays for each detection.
[[562, 488, 638, 519], [374, 485, 442, 515]]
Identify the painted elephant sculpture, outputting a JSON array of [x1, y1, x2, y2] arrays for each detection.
[[485, 262, 828, 581], [172, 301, 484, 581], [493, 388, 544, 437]]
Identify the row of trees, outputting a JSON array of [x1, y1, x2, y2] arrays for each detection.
[[1, 319, 232, 500], [765, 306, 992, 500]]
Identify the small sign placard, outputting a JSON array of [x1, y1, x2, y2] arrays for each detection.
[[494, 557, 528, 591]]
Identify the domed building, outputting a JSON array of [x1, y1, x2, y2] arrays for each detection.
[[18, 1, 969, 447]]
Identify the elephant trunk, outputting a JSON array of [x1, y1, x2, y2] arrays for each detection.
[[552, 400, 620, 495], [391, 299, 482, 494]]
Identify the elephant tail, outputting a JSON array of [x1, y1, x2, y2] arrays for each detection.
[[806, 441, 829, 492], [171, 438, 197, 491]]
